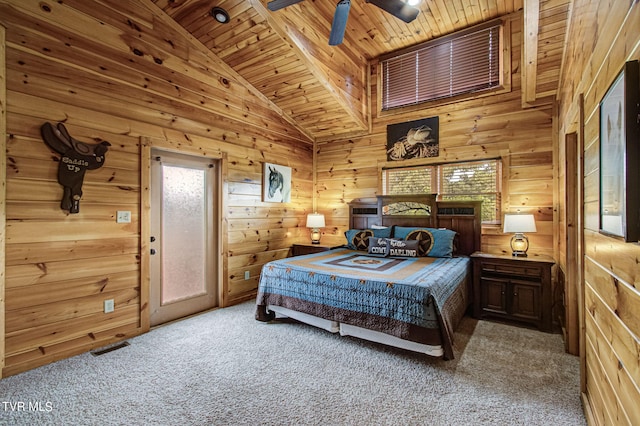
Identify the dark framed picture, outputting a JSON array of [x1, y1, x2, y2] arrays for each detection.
[[599, 60, 640, 242], [263, 162, 292, 203], [386, 116, 439, 161]]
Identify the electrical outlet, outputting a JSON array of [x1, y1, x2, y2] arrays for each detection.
[[244, 271, 250, 280], [116, 211, 131, 223], [104, 299, 115, 313]]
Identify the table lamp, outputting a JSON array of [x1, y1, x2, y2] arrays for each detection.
[[306, 213, 325, 244], [503, 213, 536, 257]]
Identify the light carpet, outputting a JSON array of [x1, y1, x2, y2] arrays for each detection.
[[0, 300, 585, 425]]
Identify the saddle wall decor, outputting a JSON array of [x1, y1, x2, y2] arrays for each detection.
[[41, 122, 111, 213], [263, 162, 291, 203], [386, 116, 439, 161]]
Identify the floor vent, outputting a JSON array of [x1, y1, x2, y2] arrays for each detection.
[[91, 341, 130, 356]]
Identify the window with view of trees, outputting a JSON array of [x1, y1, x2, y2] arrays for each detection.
[[380, 21, 503, 111], [382, 159, 501, 222]]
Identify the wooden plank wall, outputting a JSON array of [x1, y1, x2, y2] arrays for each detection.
[[0, 24, 7, 375], [557, 0, 640, 424], [0, 0, 312, 377], [316, 12, 556, 260]]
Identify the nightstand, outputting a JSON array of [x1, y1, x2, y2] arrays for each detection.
[[471, 252, 555, 332], [291, 243, 343, 257]]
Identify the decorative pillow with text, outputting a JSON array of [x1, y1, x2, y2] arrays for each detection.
[[386, 238, 419, 258], [367, 237, 389, 257], [393, 227, 456, 257]]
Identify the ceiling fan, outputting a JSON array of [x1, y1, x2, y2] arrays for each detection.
[[266, 0, 420, 46]]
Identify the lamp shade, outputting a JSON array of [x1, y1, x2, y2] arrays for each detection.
[[306, 213, 325, 228], [503, 214, 537, 233]]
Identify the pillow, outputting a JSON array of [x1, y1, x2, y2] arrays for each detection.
[[386, 238, 419, 258], [367, 237, 389, 257], [370, 225, 388, 229], [393, 227, 456, 258], [371, 226, 393, 238], [344, 227, 393, 250]]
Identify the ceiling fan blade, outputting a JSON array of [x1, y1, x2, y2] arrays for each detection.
[[328, 0, 351, 46], [366, 0, 420, 23], [267, 0, 305, 12]]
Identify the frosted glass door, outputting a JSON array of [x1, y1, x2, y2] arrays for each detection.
[[161, 164, 206, 303], [150, 150, 218, 326]]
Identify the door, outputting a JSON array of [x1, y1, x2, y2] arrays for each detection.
[[510, 281, 541, 322], [480, 277, 508, 316], [150, 149, 219, 326]]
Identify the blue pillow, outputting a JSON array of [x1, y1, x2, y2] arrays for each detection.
[[345, 227, 392, 250], [393, 227, 456, 257]]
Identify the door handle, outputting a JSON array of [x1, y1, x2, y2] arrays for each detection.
[[150, 248, 156, 255]]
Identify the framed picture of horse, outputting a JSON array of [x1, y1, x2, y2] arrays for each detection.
[[263, 162, 292, 203]]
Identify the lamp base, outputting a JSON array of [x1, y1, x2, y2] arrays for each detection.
[[510, 233, 529, 257], [310, 228, 321, 244]]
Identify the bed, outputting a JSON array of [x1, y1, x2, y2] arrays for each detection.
[[255, 195, 482, 359]]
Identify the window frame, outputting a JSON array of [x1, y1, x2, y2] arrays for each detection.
[[381, 158, 503, 224]]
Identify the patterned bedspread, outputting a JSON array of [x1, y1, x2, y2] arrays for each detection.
[[255, 248, 471, 359]]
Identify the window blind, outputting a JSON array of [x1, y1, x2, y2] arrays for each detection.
[[381, 24, 501, 110]]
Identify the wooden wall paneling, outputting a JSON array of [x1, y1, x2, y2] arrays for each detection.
[[584, 334, 619, 425], [586, 272, 640, 422], [584, 280, 639, 424], [585, 258, 640, 378], [0, 23, 6, 378], [316, 14, 556, 260], [0, 0, 314, 376], [557, 0, 640, 421], [5, 271, 138, 311], [4, 305, 140, 376]]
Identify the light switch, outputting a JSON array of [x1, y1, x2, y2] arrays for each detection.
[[116, 211, 131, 223]]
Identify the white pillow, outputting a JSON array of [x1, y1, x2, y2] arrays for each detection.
[[370, 225, 388, 229]]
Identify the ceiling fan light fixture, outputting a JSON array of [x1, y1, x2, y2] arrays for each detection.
[[211, 7, 230, 24], [405, 0, 421, 6]]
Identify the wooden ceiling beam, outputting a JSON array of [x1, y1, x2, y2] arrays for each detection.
[[522, 0, 540, 105], [248, 0, 369, 135]]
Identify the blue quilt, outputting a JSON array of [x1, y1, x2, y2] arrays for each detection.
[[255, 248, 470, 359]]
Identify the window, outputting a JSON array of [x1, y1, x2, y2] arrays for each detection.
[[381, 21, 502, 111], [382, 159, 502, 222]]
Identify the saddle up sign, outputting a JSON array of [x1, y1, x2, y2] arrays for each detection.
[[41, 122, 111, 214]]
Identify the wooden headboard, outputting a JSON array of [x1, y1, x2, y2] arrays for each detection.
[[348, 195, 482, 256]]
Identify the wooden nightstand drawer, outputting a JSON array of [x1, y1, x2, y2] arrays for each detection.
[[480, 262, 542, 278]]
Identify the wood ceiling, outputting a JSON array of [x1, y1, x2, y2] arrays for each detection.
[[152, 0, 571, 142]]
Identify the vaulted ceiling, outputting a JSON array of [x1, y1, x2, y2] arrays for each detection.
[[152, 0, 571, 142]]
